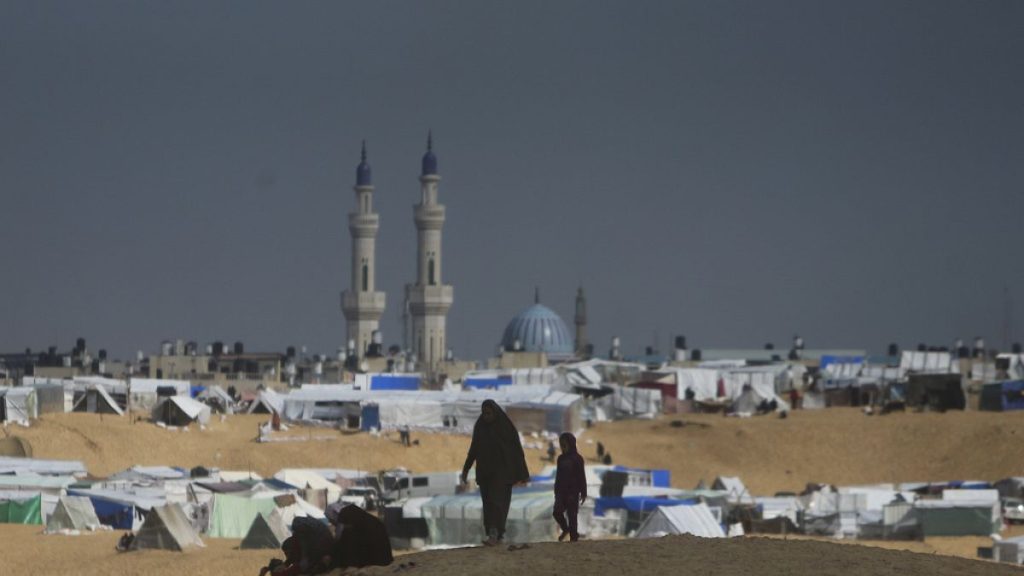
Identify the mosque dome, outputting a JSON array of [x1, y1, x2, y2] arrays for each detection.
[[500, 297, 575, 362], [356, 141, 372, 186], [421, 131, 438, 176]]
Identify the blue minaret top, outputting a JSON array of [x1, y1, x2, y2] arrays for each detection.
[[421, 131, 438, 176], [356, 140, 372, 186]]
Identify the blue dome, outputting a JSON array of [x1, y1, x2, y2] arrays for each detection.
[[356, 141, 372, 186], [421, 131, 438, 176], [501, 303, 575, 361]]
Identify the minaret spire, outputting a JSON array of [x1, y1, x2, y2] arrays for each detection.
[[342, 140, 385, 363]]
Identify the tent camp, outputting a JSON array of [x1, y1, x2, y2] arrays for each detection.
[[45, 495, 102, 533], [0, 387, 37, 423], [73, 385, 124, 416], [240, 511, 289, 549], [207, 493, 278, 538], [128, 378, 191, 411], [634, 503, 725, 538], [131, 504, 204, 551], [151, 396, 211, 426], [0, 491, 43, 524]]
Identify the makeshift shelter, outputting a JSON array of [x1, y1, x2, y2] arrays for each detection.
[[207, 493, 278, 538], [131, 504, 204, 551], [0, 387, 37, 423], [0, 491, 42, 524], [994, 535, 1024, 564], [420, 488, 554, 546], [73, 385, 124, 416], [128, 378, 191, 411], [712, 477, 754, 505], [240, 512, 289, 549], [151, 396, 211, 426], [196, 385, 236, 414], [69, 488, 164, 530], [248, 389, 285, 415], [914, 499, 1000, 536], [45, 495, 102, 533], [30, 383, 67, 414], [979, 381, 1024, 412], [904, 374, 965, 411], [634, 503, 725, 538]]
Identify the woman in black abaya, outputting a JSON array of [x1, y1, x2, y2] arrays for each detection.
[[460, 399, 530, 546]]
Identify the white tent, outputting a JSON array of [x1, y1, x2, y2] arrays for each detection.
[[151, 396, 211, 426], [248, 389, 285, 415], [0, 387, 37, 423], [994, 535, 1024, 564], [131, 503, 204, 551], [45, 495, 102, 534], [273, 469, 343, 502], [72, 385, 124, 416], [634, 503, 725, 538], [712, 477, 754, 505], [196, 385, 236, 414], [240, 512, 289, 549]]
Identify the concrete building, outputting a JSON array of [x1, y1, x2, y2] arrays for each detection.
[[405, 133, 454, 375], [341, 142, 387, 361]]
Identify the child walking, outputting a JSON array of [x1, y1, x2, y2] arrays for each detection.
[[553, 432, 587, 542]]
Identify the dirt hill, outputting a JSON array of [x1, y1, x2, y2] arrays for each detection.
[[9, 408, 1024, 494]]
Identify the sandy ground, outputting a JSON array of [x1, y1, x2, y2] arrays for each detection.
[[7, 408, 1024, 494], [4, 408, 1024, 574], [2, 525, 1022, 576]]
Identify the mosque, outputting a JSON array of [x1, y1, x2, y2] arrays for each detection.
[[340, 136, 588, 374]]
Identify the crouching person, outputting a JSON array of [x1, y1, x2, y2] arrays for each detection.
[[260, 516, 334, 576], [325, 502, 393, 569]]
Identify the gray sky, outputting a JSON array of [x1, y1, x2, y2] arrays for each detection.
[[2, 1, 1022, 361]]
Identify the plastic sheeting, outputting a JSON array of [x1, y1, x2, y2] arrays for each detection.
[[0, 492, 42, 524], [207, 493, 278, 539], [0, 387, 37, 423], [151, 396, 211, 426]]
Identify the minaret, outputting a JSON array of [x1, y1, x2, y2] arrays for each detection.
[[405, 132, 454, 375], [341, 141, 386, 361], [574, 286, 588, 357]]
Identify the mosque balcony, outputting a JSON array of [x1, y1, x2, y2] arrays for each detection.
[[348, 213, 379, 237], [406, 284, 454, 315], [341, 290, 386, 318], [414, 205, 445, 230]]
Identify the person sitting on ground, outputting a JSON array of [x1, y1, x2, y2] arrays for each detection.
[[602, 452, 612, 465], [325, 502, 393, 569], [262, 516, 334, 576], [553, 432, 587, 542]]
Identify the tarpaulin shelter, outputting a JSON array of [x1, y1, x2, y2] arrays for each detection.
[[634, 503, 725, 538], [0, 491, 42, 524], [196, 385, 236, 414], [151, 396, 211, 426], [0, 456, 87, 476], [131, 503, 204, 551], [69, 488, 164, 530], [980, 381, 1024, 411], [420, 488, 554, 546], [914, 499, 1000, 536], [905, 374, 966, 411], [207, 493, 278, 538], [248, 389, 285, 415], [45, 495, 102, 533], [240, 511, 289, 549]]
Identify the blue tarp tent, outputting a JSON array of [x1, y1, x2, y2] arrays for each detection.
[[360, 404, 380, 431], [72, 494, 141, 529], [819, 355, 864, 371], [190, 385, 206, 398], [612, 466, 671, 488], [464, 376, 513, 389], [369, 375, 420, 391], [594, 496, 695, 517], [980, 381, 1024, 411]]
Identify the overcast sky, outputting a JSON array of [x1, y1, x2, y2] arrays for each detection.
[[2, 1, 1022, 361]]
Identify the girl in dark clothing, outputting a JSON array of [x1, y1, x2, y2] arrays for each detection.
[[461, 399, 530, 546], [553, 432, 587, 542]]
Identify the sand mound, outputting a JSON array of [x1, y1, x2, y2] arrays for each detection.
[[2, 525, 1018, 576], [11, 408, 1024, 494], [0, 435, 32, 457], [344, 536, 1023, 576]]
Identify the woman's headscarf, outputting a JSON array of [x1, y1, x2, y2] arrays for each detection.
[[559, 432, 577, 455], [468, 400, 530, 484]]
